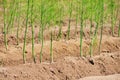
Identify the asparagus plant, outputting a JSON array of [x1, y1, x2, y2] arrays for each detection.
[[3, 0, 7, 50], [23, 0, 30, 63], [75, 0, 79, 37], [80, 0, 84, 56], [16, 0, 21, 45], [99, 0, 104, 54], [57, 6, 63, 40], [67, 1, 72, 40], [50, 31, 53, 63], [110, 0, 114, 36], [118, 20, 120, 37], [31, 0, 36, 63], [40, 0, 44, 63]]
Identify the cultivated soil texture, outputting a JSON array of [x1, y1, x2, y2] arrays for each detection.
[[0, 24, 120, 80]]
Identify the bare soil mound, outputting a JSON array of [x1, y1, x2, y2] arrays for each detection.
[[0, 35, 120, 66], [0, 52, 120, 80]]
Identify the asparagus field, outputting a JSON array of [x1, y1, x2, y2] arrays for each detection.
[[0, 0, 120, 80]]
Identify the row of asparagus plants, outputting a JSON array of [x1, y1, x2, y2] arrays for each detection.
[[1, 0, 120, 63]]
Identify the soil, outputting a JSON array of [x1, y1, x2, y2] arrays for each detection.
[[79, 74, 120, 80], [0, 52, 120, 80], [0, 24, 120, 80]]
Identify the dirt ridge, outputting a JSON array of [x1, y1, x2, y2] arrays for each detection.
[[0, 52, 120, 80]]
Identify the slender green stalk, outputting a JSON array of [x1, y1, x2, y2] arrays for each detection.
[[75, 0, 79, 37], [38, 0, 44, 43], [114, 2, 119, 27], [10, 1, 17, 33], [40, 0, 44, 63], [80, 0, 84, 56], [6, 0, 14, 33], [38, 28, 41, 42], [23, 0, 30, 63], [89, 22, 99, 57], [89, 0, 93, 57], [111, 0, 114, 36], [7, 0, 16, 33], [67, 1, 72, 40], [117, 0, 120, 37], [57, 7, 62, 40], [118, 20, 120, 37], [3, 0, 7, 50], [50, 31, 53, 63], [40, 24, 44, 63], [16, 0, 21, 45], [90, 0, 93, 38], [99, 0, 104, 54], [31, 0, 36, 63]]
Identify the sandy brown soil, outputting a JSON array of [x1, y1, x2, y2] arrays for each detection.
[[0, 24, 120, 80], [0, 52, 120, 80], [0, 35, 120, 66], [79, 74, 120, 80]]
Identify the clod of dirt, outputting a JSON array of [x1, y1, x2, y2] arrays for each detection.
[[50, 68, 56, 74], [25, 51, 28, 53], [58, 69, 63, 73], [88, 58, 94, 65]]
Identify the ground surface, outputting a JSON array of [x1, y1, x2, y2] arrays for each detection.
[[0, 25, 120, 80], [0, 52, 120, 80], [79, 74, 120, 80]]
